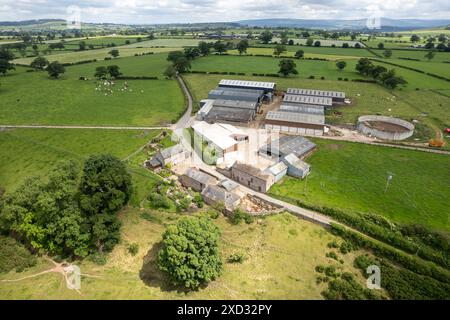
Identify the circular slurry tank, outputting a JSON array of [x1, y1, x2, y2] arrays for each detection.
[[357, 115, 415, 141]]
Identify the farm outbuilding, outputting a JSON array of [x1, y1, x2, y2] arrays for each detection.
[[179, 168, 217, 192], [204, 106, 255, 124], [265, 162, 288, 183], [218, 79, 276, 94], [282, 153, 311, 179], [259, 135, 316, 159], [287, 88, 345, 104], [231, 162, 275, 193], [197, 99, 215, 120], [151, 144, 190, 168], [279, 104, 325, 115], [208, 88, 264, 104], [201, 184, 241, 211], [265, 110, 326, 136], [283, 94, 332, 108], [192, 121, 239, 164]]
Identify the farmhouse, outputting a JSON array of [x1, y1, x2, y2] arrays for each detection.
[[201, 184, 241, 211], [259, 135, 316, 159], [218, 79, 276, 94], [265, 110, 326, 136], [265, 162, 288, 183], [282, 153, 311, 179], [192, 122, 242, 163], [287, 88, 345, 104], [150, 144, 190, 168], [208, 88, 264, 104], [179, 168, 217, 192], [283, 94, 333, 108], [231, 162, 275, 193]]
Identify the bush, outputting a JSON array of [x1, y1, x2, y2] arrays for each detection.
[[227, 252, 246, 264], [315, 265, 325, 273], [0, 236, 37, 273], [128, 243, 139, 256], [231, 209, 254, 225], [308, 75, 315, 79], [148, 192, 171, 209], [87, 252, 108, 265]]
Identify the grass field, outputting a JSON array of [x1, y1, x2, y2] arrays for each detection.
[[13, 46, 181, 65], [381, 58, 450, 79], [1, 55, 185, 126], [0, 128, 162, 193], [270, 139, 450, 233], [63, 36, 143, 47], [0, 210, 365, 299], [122, 38, 214, 48], [372, 49, 450, 62], [258, 45, 376, 57]]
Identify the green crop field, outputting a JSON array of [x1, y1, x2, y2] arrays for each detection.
[[0, 55, 185, 126], [372, 49, 450, 62], [122, 38, 214, 48], [0, 209, 365, 299], [63, 36, 143, 47], [270, 139, 450, 233], [0, 128, 161, 193], [13, 46, 181, 65]]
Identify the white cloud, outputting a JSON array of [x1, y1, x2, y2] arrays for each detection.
[[0, 0, 448, 23]]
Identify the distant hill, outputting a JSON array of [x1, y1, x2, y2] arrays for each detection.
[[0, 19, 64, 27], [236, 18, 450, 31]]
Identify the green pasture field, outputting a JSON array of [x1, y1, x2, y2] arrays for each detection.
[[257, 44, 376, 57], [228, 47, 364, 60], [122, 38, 214, 48], [270, 38, 364, 48], [0, 209, 365, 299], [270, 139, 450, 233], [378, 58, 450, 80], [369, 60, 450, 90], [0, 128, 161, 193], [372, 49, 450, 62], [190, 55, 361, 80], [13, 46, 181, 65], [0, 58, 184, 126], [62, 36, 143, 47]]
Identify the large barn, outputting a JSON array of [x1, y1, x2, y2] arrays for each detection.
[[283, 94, 333, 108], [218, 79, 276, 94], [265, 110, 326, 136], [207, 88, 264, 104], [203, 99, 258, 124], [259, 135, 317, 159], [287, 88, 345, 104]]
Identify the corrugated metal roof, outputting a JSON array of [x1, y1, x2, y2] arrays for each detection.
[[283, 153, 310, 171], [280, 104, 325, 115], [208, 88, 263, 102], [184, 168, 216, 185], [266, 162, 288, 175], [160, 144, 186, 159], [259, 136, 316, 158], [283, 94, 332, 106], [205, 107, 255, 123], [266, 111, 325, 125], [219, 79, 276, 90], [192, 122, 237, 150], [287, 88, 345, 99], [213, 99, 257, 110]]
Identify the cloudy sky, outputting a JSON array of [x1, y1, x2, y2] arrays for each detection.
[[0, 0, 449, 24]]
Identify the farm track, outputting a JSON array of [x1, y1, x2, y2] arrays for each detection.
[[0, 125, 170, 130]]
